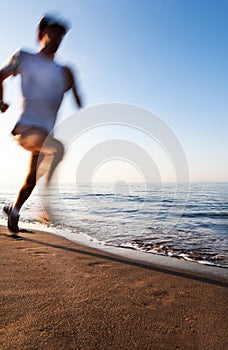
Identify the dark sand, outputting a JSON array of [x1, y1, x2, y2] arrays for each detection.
[[0, 224, 227, 350]]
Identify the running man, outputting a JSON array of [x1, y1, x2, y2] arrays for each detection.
[[0, 14, 82, 234]]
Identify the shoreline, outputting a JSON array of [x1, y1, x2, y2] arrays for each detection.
[[1, 219, 227, 283], [51, 227, 228, 283], [0, 220, 228, 282], [1, 224, 227, 349]]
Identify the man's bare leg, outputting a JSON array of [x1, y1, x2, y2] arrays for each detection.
[[13, 152, 44, 212], [14, 127, 64, 187], [4, 152, 45, 233]]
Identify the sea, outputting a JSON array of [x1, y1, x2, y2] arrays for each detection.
[[0, 182, 227, 269]]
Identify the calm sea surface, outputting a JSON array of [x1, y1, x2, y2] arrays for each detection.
[[0, 182, 227, 268]]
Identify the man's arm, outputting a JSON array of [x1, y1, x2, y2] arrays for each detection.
[[0, 51, 20, 113], [63, 66, 83, 108]]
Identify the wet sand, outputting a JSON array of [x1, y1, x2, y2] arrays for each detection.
[[0, 224, 227, 350]]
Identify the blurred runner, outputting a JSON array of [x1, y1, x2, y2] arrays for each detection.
[[0, 14, 82, 234]]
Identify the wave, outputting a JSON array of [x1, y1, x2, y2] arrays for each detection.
[[120, 239, 228, 268]]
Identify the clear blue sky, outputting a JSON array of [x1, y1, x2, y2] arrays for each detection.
[[0, 0, 227, 183]]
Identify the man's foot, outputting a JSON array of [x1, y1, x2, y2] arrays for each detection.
[[3, 205, 20, 233]]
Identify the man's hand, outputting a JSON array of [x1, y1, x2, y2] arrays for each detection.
[[0, 100, 9, 113]]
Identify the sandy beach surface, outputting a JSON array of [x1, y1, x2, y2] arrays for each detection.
[[0, 224, 227, 350]]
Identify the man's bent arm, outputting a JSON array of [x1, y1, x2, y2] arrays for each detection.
[[0, 54, 20, 113], [63, 66, 83, 108]]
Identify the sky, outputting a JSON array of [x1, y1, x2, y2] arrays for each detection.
[[0, 0, 227, 185]]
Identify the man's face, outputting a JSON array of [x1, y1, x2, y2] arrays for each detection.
[[40, 25, 66, 52]]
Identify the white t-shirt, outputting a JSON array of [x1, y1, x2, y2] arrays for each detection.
[[0, 50, 67, 133]]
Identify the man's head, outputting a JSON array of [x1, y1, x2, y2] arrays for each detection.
[[38, 14, 70, 52]]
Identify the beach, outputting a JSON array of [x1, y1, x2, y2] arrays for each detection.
[[0, 224, 227, 350]]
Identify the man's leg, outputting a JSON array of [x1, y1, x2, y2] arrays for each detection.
[[4, 152, 45, 233], [15, 127, 64, 187], [13, 152, 44, 212]]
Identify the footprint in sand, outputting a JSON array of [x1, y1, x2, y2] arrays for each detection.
[[88, 261, 111, 268], [17, 247, 55, 257]]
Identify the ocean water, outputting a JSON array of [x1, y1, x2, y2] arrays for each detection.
[[0, 182, 227, 268]]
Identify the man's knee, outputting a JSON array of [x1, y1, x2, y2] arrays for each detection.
[[42, 138, 64, 160]]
